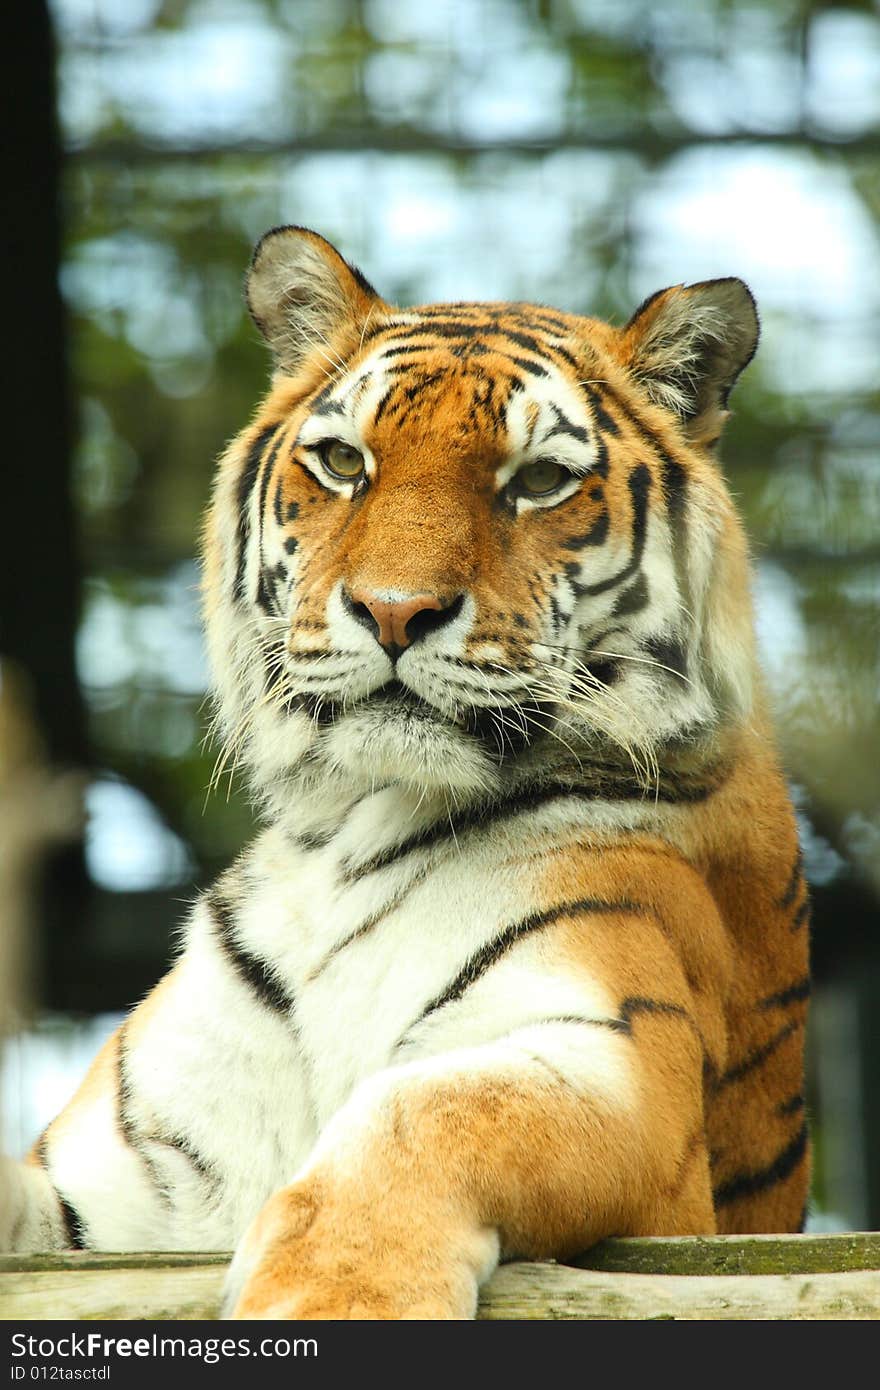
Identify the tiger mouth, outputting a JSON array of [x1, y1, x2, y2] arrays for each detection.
[[302, 679, 555, 762], [295, 679, 435, 723], [364, 679, 435, 713]]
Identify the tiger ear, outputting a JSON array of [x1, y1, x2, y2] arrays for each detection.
[[618, 279, 759, 446], [245, 226, 384, 372]]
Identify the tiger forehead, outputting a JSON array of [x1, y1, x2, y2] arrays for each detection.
[[306, 308, 599, 467], [361, 301, 589, 371]]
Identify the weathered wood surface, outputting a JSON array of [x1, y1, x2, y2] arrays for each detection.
[[0, 1262, 226, 1322], [481, 1263, 880, 1321], [572, 1231, 880, 1276], [1, 1235, 878, 1321]]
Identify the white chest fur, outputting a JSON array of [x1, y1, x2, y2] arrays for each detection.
[[209, 787, 632, 1134], [46, 784, 644, 1250]]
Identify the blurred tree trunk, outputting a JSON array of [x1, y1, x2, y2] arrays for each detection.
[[0, 0, 89, 1006]]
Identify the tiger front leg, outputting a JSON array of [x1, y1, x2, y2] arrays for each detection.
[[224, 994, 714, 1320], [224, 1136, 499, 1321]]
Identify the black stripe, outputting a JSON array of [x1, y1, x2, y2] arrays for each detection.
[[339, 785, 549, 882], [599, 381, 690, 515], [257, 431, 285, 548], [521, 997, 693, 1039], [715, 1020, 802, 1090], [281, 647, 338, 664], [791, 900, 810, 932], [212, 893, 318, 1130], [348, 259, 379, 298], [405, 898, 647, 1034], [256, 560, 287, 616], [33, 1133, 88, 1248], [543, 340, 582, 373], [713, 1122, 809, 1208], [117, 1025, 173, 1208], [380, 344, 429, 360], [373, 383, 397, 424], [116, 1028, 140, 1153], [524, 1012, 631, 1036], [617, 996, 692, 1033], [525, 1053, 573, 1089], [583, 387, 621, 438], [564, 464, 651, 598], [516, 306, 572, 333], [659, 441, 692, 632], [498, 326, 559, 360], [234, 423, 280, 603], [778, 1092, 805, 1117], [259, 559, 291, 617], [759, 977, 811, 1011], [209, 892, 295, 1015], [378, 315, 580, 373], [546, 404, 590, 446], [385, 321, 489, 344], [563, 511, 610, 549], [581, 655, 620, 686], [309, 389, 345, 417], [644, 634, 689, 682], [340, 783, 565, 883], [594, 383, 691, 599], [342, 768, 725, 885], [273, 476, 288, 527], [150, 1130, 221, 1190], [610, 573, 650, 619], [777, 846, 804, 909], [506, 353, 549, 378], [294, 826, 337, 851], [55, 1191, 88, 1250], [403, 303, 493, 318], [403, 368, 447, 402], [659, 453, 688, 527], [463, 699, 555, 763], [262, 646, 286, 701], [306, 865, 433, 982]]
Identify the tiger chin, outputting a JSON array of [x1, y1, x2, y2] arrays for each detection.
[[4, 227, 810, 1322]]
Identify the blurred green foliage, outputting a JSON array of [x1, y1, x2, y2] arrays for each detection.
[[54, 0, 879, 969]]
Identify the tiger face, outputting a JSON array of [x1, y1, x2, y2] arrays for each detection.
[[203, 227, 760, 809]]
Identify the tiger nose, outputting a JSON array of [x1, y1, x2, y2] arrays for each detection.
[[343, 587, 463, 657]]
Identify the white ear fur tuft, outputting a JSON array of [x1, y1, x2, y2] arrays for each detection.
[[246, 226, 383, 373], [621, 279, 759, 444]]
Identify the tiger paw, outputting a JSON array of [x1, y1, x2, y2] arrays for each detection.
[[222, 1176, 497, 1321]]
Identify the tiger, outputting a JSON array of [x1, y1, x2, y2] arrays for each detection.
[[1, 226, 811, 1320]]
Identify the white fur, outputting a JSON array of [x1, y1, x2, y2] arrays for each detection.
[[7, 779, 649, 1254]]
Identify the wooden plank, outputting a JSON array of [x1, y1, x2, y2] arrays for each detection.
[[1, 1242, 879, 1321], [479, 1263, 880, 1320], [0, 1252, 228, 1275], [4, 1232, 879, 1278], [573, 1231, 880, 1276], [0, 1264, 225, 1322]]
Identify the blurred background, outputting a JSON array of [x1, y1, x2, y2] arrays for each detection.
[[1, 0, 878, 1231]]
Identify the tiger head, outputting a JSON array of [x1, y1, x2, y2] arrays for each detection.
[[203, 227, 761, 815]]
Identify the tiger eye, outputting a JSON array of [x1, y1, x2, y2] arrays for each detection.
[[322, 440, 365, 480], [517, 459, 566, 495]]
